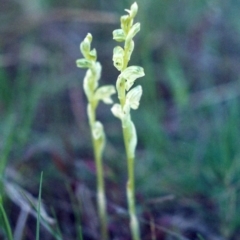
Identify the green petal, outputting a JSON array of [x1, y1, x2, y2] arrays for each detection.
[[92, 121, 104, 140], [80, 33, 92, 58], [113, 29, 126, 42], [92, 121, 105, 158], [126, 85, 142, 109], [116, 76, 125, 101], [126, 22, 140, 43], [125, 2, 138, 19], [88, 48, 97, 61], [121, 15, 132, 34], [129, 2, 138, 18], [113, 46, 125, 71], [120, 66, 145, 91], [92, 62, 102, 85], [125, 40, 134, 61], [83, 70, 94, 100], [94, 85, 116, 104], [76, 58, 92, 68], [111, 104, 123, 119], [130, 2, 138, 18]]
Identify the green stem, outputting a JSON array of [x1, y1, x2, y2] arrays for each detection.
[[119, 46, 140, 240], [94, 140, 108, 240], [89, 104, 108, 240], [122, 126, 140, 240]]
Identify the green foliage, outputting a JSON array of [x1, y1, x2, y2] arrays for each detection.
[[0, 196, 13, 240], [1, 0, 240, 238]]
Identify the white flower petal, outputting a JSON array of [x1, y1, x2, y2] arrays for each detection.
[[92, 121, 105, 157], [120, 66, 145, 91], [113, 46, 125, 71], [126, 85, 142, 109], [113, 29, 126, 42], [111, 104, 123, 119], [122, 103, 131, 128], [92, 121, 104, 140], [94, 85, 116, 104]]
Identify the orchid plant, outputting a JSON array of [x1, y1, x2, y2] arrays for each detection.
[[76, 33, 115, 240], [111, 2, 144, 240]]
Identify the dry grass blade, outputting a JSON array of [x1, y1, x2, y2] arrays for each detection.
[[4, 181, 55, 226]]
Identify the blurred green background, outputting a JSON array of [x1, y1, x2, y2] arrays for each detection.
[[1, 0, 240, 239]]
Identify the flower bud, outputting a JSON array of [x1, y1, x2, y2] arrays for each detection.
[[80, 33, 92, 59], [130, 2, 138, 18], [125, 2, 138, 19]]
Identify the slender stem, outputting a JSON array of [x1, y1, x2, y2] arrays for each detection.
[[94, 139, 108, 240], [0, 195, 13, 240], [122, 126, 140, 240], [119, 43, 141, 240], [89, 103, 108, 240]]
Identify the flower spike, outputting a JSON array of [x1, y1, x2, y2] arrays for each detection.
[[76, 33, 116, 240], [111, 2, 143, 240]]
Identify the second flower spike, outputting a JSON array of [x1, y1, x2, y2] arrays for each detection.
[[76, 33, 116, 240]]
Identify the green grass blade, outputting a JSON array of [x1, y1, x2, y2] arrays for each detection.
[[36, 172, 43, 240], [0, 195, 13, 240]]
